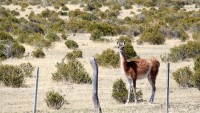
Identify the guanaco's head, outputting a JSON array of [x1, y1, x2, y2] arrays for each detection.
[[117, 41, 125, 53]]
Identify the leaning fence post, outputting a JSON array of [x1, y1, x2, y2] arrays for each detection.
[[90, 58, 102, 113], [166, 62, 170, 113], [34, 67, 39, 113]]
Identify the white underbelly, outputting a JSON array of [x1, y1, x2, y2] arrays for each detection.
[[137, 74, 148, 79]]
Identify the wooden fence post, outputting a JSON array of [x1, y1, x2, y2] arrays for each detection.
[[34, 67, 39, 113], [90, 58, 102, 113], [166, 62, 170, 113]]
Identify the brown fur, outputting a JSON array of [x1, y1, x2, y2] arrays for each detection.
[[118, 41, 160, 103]]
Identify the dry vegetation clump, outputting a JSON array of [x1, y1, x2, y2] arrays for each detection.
[[66, 50, 83, 60], [117, 36, 132, 44], [0, 31, 25, 59], [172, 66, 194, 88], [52, 60, 91, 84], [168, 41, 200, 62], [19, 62, 34, 77], [32, 48, 45, 58], [65, 39, 79, 49], [193, 55, 200, 90], [112, 79, 143, 103], [45, 90, 65, 110], [96, 48, 119, 68], [0, 65, 25, 87], [45, 32, 60, 42], [140, 27, 165, 45]]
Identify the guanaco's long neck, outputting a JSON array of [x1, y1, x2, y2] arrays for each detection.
[[119, 51, 127, 70]]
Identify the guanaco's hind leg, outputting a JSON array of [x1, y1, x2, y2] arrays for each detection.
[[148, 75, 156, 103], [126, 78, 132, 104], [133, 80, 137, 104]]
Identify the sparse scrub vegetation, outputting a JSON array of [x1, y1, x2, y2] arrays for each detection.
[[32, 48, 45, 58], [20, 62, 34, 77], [140, 27, 165, 45], [66, 50, 83, 60], [124, 42, 137, 59], [112, 79, 143, 103], [172, 66, 193, 88], [52, 60, 91, 84], [0, 65, 25, 87], [45, 90, 65, 110], [168, 41, 200, 62], [65, 40, 79, 49], [45, 32, 60, 42], [96, 49, 119, 68]]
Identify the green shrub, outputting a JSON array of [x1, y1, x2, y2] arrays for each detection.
[[112, 79, 143, 103], [61, 6, 69, 11], [52, 60, 92, 84], [20, 2, 29, 9], [140, 27, 165, 45], [45, 90, 65, 109], [66, 18, 87, 33], [87, 21, 118, 36], [17, 33, 29, 43], [192, 32, 200, 40], [66, 50, 83, 60], [0, 65, 25, 87], [0, 30, 14, 41], [20, 62, 34, 77], [10, 10, 20, 16], [32, 48, 45, 58], [168, 41, 200, 62], [124, 43, 137, 60], [194, 55, 200, 71], [117, 36, 132, 44], [172, 66, 193, 88], [61, 33, 68, 40], [12, 43, 26, 58], [65, 40, 79, 49], [90, 30, 104, 41], [193, 70, 200, 90], [46, 32, 60, 42], [96, 49, 119, 68]]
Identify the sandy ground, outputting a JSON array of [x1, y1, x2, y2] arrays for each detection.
[[0, 4, 200, 113]]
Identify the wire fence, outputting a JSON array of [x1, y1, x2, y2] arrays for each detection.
[[0, 58, 200, 113]]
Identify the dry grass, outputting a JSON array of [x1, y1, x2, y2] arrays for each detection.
[[0, 4, 200, 113]]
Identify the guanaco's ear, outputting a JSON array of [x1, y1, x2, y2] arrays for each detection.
[[123, 40, 125, 45]]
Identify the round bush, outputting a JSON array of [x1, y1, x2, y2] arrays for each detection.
[[65, 40, 79, 49], [45, 90, 65, 109], [172, 66, 193, 88], [52, 60, 92, 84], [46, 32, 60, 42], [32, 48, 45, 58], [193, 70, 200, 90], [117, 36, 132, 44], [96, 49, 119, 68], [61, 6, 69, 11], [192, 32, 200, 40], [90, 30, 104, 41], [0, 65, 25, 87], [140, 28, 165, 45], [12, 43, 26, 58], [0, 30, 14, 41], [61, 33, 68, 40], [20, 62, 34, 77], [66, 50, 83, 60], [0, 44, 6, 60], [194, 55, 200, 71], [112, 79, 143, 103], [124, 43, 137, 59]]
